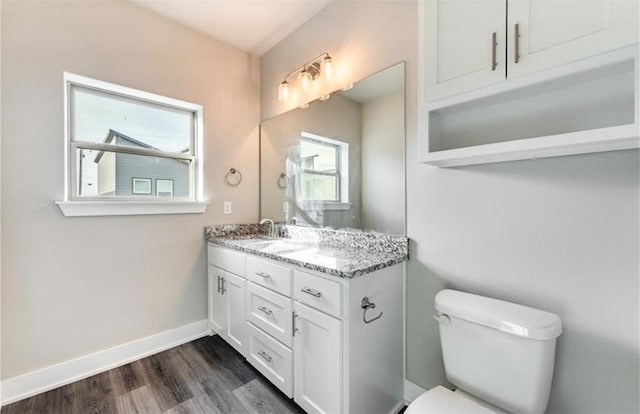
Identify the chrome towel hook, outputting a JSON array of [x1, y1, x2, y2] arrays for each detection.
[[224, 168, 242, 186], [277, 173, 288, 189], [361, 297, 383, 324]]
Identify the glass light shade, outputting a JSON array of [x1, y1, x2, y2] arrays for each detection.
[[278, 80, 290, 102], [299, 102, 309, 109], [321, 56, 334, 79], [319, 94, 331, 101], [299, 69, 313, 91]]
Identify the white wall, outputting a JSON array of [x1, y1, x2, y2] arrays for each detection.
[[2, 1, 259, 380], [260, 1, 640, 413], [361, 91, 404, 234]]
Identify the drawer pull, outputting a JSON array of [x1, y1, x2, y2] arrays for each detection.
[[301, 287, 322, 298], [256, 271, 271, 279], [258, 350, 272, 363], [258, 306, 273, 316], [514, 23, 520, 64], [216, 275, 221, 293], [491, 32, 497, 71]]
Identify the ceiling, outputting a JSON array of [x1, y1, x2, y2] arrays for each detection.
[[131, 0, 334, 56]]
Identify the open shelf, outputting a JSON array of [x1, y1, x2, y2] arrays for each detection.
[[420, 46, 640, 167]]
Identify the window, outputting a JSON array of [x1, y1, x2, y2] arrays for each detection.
[[58, 73, 207, 216], [132, 178, 151, 195], [156, 179, 174, 198], [300, 132, 349, 204]]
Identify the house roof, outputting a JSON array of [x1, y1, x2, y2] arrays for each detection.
[[93, 129, 157, 163]]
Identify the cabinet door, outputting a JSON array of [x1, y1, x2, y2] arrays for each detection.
[[294, 303, 342, 414], [224, 271, 247, 356], [507, 0, 639, 78], [421, 0, 506, 101], [207, 265, 227, 336]]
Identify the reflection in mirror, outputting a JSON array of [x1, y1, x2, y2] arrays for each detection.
[[260, 62, 405, 234]]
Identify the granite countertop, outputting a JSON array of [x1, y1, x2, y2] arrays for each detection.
[[205, 224, 409, 279]]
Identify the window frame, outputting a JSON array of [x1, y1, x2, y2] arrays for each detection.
[[132, 178, 152, 195], [57, 72, 208, 217], [300, 131, 349, 208], [156, 179, 174, 198]]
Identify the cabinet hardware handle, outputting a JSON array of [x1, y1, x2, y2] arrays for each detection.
[[258, 306, 273, 315], [220, 277, 226, 295], [514, 23, 520, 64], [292, 311, 298, 336], [491, 32, 497, 71], [301, 287, 322, 298], [257, 351, 272, 363], [217, 275, 221, 293], [256, 271, 271, 279]]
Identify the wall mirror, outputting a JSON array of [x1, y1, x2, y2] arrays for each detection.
[[260, 62, 405, 234]]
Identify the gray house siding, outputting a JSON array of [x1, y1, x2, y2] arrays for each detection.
[[114, 152, 189, 197]]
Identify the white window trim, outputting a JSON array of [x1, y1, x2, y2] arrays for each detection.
[[132, 178, 152, 195], [300, 131, 349, 206], [156, 179, 174, 198], [58, 72, 209, 217]]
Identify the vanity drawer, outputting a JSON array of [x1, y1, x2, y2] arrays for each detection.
[[246, 282, 293, 347], [293, 270, 342, 318], [246, 256, 292, 297], [246, 322, 293, 398], [207, 245, 245, 276]]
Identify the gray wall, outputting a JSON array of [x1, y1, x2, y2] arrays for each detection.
[[260, 1, 640, 413], [361, 91, 404, 234], [2, 0, 259, 380]]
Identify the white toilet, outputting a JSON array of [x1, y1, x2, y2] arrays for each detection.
[[407, 289, 562, 414]]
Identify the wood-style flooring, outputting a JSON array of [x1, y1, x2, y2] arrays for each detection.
[[2, 335, 305, 414]]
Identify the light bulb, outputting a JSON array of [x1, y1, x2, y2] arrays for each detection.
[[321, 55, 334, 79], [278, 80, 290, 102], [299, 68, 312, 91]]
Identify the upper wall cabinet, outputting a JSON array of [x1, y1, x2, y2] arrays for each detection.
[[421, 0, 506, 101], [422, 0, 639, 101], [418, 0, 640, 167], [507, 0, 639, 79]]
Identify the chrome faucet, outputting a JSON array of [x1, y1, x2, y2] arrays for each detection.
[[259, 218, 275, 237]]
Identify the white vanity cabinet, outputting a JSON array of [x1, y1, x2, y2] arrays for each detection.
[[208, 243, 404, 414], [420, 0, 639, 101], [207, 246, 247, 356]]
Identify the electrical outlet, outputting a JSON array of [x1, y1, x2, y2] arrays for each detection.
[[223, 201, 232, 215]]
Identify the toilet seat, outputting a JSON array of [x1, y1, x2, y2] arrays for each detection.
[[405, 386, 499, 414]]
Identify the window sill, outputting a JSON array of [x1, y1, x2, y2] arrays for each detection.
[[55, 200, 210, 217]]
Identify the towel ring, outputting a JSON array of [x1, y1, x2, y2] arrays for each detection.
[[224, 168, 242, 187], [361, 297, 383, 324], [277, 173, 288, 189]]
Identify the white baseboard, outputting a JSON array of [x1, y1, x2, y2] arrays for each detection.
[[1, 319, 210, 406], [404, 379, 428, 403]]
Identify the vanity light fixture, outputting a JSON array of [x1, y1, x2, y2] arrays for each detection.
[[277, 52, 334, 102]]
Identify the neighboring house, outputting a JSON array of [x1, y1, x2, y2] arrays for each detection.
[[94, 129, 189, 198]]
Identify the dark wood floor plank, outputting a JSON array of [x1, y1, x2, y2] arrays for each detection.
[[1, 335, 305, 414], [115, 385, 161, 414], [233, 378, 305, 414], [137, 353, 194, 412], [71, 370, 117, 414], [110, 362, 145, 397]]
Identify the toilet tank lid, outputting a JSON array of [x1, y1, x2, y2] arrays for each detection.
[[435, 289, 562, 340]]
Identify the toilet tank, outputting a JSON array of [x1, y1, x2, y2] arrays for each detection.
[[435, 290, 562, 414]]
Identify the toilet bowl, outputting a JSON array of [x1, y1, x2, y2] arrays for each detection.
[[406, 289, 562, 414]]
